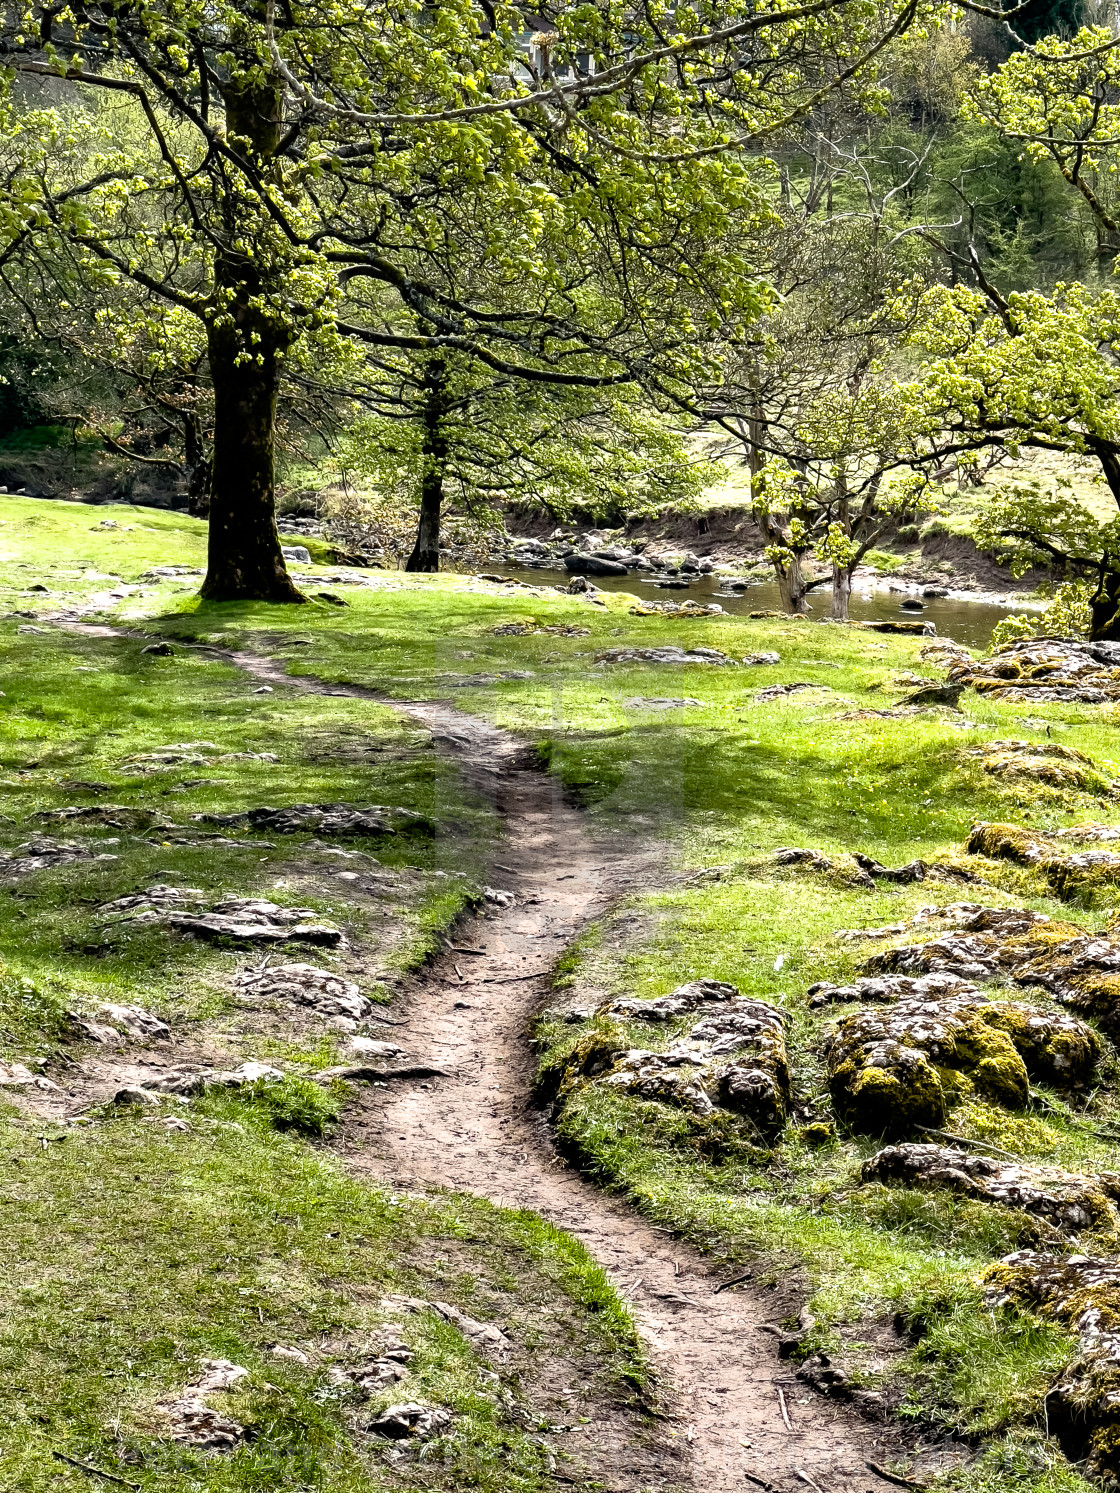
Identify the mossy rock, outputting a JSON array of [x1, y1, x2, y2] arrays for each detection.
[[824, 998, 1038, 1139], [981, 1001, 1101, 1088], [827, 1035, 946, 1138], [986, 1253, 1120, 1483], [966, 821, 1049, 866], [538, 1020, 629, 1099], [1044, 853, 1120, 904]]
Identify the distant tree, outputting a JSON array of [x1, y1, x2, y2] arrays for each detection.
[[903, 278, 1120, 636], [334, 348, 713, 571], [902, 27, 1120, 639], [702, 158, 933, 617], [974, 477, 1118, 637], [962, 26, 1120, 261]]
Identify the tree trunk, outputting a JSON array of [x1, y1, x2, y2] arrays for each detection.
[[183, 410, 211, 520], [198, 67, 301, 603], [406, 359, 449, 573], [199, 319, 302, 602], [831, 563, 853, 621], [776, 555, 810, 614], [1090, 562, 1120, 640]]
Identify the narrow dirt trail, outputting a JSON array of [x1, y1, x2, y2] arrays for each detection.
[[225, 648, 894, 1493]]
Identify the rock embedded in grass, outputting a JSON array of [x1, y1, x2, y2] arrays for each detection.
[[33, 804, 175, 831], [861, 1144, 1120, 1237], [369, 1402, 452, 1439], [96, 886, 344, 946], [967, 739, 1110, 792], [235, 962, 370, 1023], [71, 1002, 171, 1042], [144, 1060, 285, 1097], [595, 645, 735, 665], [754, 682, 830, 702], [986, 1251, 1120, 1482], [947, 637, 1120, 702], [600, 996, 791, 1134], [0, 835, 118, 878], [607, 978, 740, 1021], [807, 970, 980, 1009], [622, 696, 703, 710], [824, 998, 1025, 1137], [774, 846, 833, 870], [194, 802, 436, 837], [0, 1060, 61, 1091], [158, 1359, 249, 1449], [862, 899, 1120, 1043]]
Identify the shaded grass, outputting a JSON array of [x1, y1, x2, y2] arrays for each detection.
[[0, 503, 652, 1493], [0, 617, 494, 1045]]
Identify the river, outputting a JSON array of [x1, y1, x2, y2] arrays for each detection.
[[490, 566, 1030, 650]]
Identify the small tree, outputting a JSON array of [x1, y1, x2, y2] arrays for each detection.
[[336, 352, 712, 570], [705, 204, 931, 617]]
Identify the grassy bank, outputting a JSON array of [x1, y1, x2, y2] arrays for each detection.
[[3, 495, 1119, 1490]]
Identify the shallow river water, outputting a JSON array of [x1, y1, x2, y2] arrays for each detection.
[[491, 565, 1029, 650]]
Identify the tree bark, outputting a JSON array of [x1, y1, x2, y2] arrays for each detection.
[[183, 410, 211, 520], [198, 68, 302, 603], [406, 358, 449, 573], [831, 563, 853, 621], [776, 554, 810, 614], [199, 319, 302, 602], [1090, 562, 1120, 640]]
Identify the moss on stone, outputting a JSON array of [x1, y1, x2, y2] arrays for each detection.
[[966, 822, 1049, 865], [979, 1002, 1102, 1088], [539, 1020, 629, 1099], [822, 995, 1060, 1138], [827, 1031, 947, 1138]]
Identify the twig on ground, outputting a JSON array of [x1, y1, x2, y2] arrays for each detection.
[[796, 1469, 825, 1493], [51, 1451, 140, 1490], [915, 1126, 1020, 1162], [744, 1472, 772, 1491], [866, 1460, 927, 1490], [776, 1385, 792, 1431], [450, 946, 487, 955], [480, 969, 553, 983], [714, 1271, 753, 1294]]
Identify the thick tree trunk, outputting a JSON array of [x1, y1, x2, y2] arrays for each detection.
[[406, 359, 449, 573], [198, 67, 301, 603], [831, 563, 853, 621], [199, 321, 302, 602], [776, 555, 809, 614]]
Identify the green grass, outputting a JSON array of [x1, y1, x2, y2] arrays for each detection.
[[0, 497, 654, 1491], [0, 1102, 643, 1493], [3, 493, 1120, 1489]]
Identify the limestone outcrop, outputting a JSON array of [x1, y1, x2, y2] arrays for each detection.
[[986, 1252, 1120, 1481], [862, 1144, 1119, 1237]]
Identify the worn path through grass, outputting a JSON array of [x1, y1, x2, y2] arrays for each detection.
[[4, 496, 1120, 1493]]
